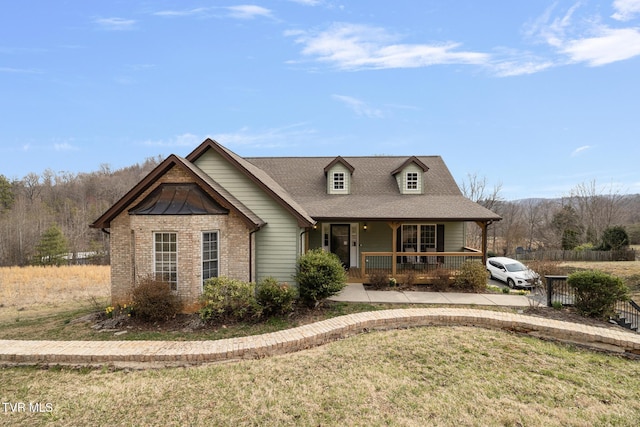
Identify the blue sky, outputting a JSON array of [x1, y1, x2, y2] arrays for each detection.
[[1, 1, 639, 200]]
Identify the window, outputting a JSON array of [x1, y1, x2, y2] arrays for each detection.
[[154, 232, 177, 291], [333, 172, 345, 190], [406, 172, 418, 190], [402, 224, 435, 252], [202, 231, 219, 284]]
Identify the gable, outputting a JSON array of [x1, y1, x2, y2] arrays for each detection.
[[129, 183, 229, 215], [90, 155, 265, 230]]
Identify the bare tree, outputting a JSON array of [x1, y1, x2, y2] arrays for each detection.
[[459, 172, 503, 251], [567, 180, 625, 246]]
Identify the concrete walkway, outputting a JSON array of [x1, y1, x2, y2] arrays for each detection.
[[2, 286, 639, 367], [329, 283, 534, 307]]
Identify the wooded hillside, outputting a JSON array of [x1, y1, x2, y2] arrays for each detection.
[[0, 157, 162, 266]]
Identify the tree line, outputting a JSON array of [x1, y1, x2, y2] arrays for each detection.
[[460, 174, 640, 256], [0, 164, 638, 267], [0, 157, 162, 266]]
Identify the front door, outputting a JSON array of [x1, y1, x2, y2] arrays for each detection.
[[330, 224, 350, 267]]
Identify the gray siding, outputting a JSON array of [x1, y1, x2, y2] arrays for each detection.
[[194, 151, 302, 285], [443, 222, 465, 251]]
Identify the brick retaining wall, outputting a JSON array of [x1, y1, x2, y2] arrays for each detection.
[[1, 308, 639, 368]]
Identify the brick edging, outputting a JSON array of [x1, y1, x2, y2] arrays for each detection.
[[1, 308, 639, 367]]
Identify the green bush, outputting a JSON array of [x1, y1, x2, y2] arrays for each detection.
[[454, 260, 488, 292], [199, 277, 261, 322], [598, 226, 629, 251], [567, 270, 629, 319], [131, 276, 182, 322], [256, 277, 297, 317], [294, 248, 347, 308]]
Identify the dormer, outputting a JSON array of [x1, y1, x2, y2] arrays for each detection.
[[391, 156, 429, 194], [324, 156, 355, 195]]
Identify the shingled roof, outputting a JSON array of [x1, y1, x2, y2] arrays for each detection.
[[246, 156, 501, 222]]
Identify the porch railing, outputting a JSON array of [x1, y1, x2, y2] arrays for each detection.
[[361, 251, 483, 278]]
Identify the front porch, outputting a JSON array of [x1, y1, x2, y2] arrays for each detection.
[[348, 250, 484, 284]]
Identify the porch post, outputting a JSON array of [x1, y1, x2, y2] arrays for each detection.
[[477, 221, 489, 264], [389, 222, 400, 277]]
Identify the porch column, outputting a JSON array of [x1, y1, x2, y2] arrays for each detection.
[[389, 222, 400, 277], [476, 221, 489, 264]]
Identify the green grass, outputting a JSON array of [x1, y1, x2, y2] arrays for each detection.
[[1, 326, 639, 426]]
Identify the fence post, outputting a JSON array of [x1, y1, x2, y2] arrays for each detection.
[[546, 276, 553, 307]]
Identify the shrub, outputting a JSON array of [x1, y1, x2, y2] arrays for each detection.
[[294, 248, 347, 308], [567, 270, 629, 319], [131, 276, 181, 322], [403, 270, 416, 288], [256, 277, 297, 317], [454, 260, 488, 292], [367, 270, 389, 289], [199, 277, 261, 322], [431, 268, 452, 291], [598, 226, 629, 251]]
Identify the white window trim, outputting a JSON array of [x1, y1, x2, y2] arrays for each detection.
[[201, 230, 220, 290], [405, 172, 419, 192], [332, 172, 346, 192], [401, 224, 436, 252], [153, 231, 178, 291]]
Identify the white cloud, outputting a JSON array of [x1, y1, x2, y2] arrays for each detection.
[[94, 17, 136, 31], [226, 5, 273, 20], [213, 123, 316, 148], [612, 0, 640, 21], [527, 3, 640, 66], [154, 8, 210, 17], [571, 145, 591, 156], [54, 143, 78, 151], [143, 133, 201, 147], [0, 67, 42, 74], [289, 0, 322, 5], [332, 95, 383, 118], [287, 23, 490, 71], [562, 27, 640, 65], [154, 5, 273, 20]]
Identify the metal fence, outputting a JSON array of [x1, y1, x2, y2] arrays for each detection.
[[545, 275, 640, 332], [544, 275, 574, 306], [516, 249, 636, 262]]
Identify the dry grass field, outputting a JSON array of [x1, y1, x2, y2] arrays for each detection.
[[0, 265, 110, 322]]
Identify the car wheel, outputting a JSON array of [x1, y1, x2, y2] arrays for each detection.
[[507, 278, 515, 289]]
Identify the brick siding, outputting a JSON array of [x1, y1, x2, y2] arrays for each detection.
[[110, 164, 252, 311]]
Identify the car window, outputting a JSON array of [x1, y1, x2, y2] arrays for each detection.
[[505, 262, 526, 272]]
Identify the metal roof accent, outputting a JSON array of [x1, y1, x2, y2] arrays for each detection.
[[129, 183, 229, 215]]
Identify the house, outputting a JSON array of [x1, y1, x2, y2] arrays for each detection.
[[91, 138, 501, 311]]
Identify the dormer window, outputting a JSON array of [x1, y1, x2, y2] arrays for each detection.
[[333, 172, 345, 190], [391, 156, 429, 194], [324, 156, 354, 195], [406, 172, 418, 191]]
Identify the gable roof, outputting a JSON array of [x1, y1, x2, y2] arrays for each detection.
[[90, 155, 265, 230], [323, 156, 355, 175], [246, 156, 501, 222], [391, 156, 429, 175], [186, 138, 315, 227]]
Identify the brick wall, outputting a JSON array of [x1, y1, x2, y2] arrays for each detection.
[[110, 164, 252, 311]]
